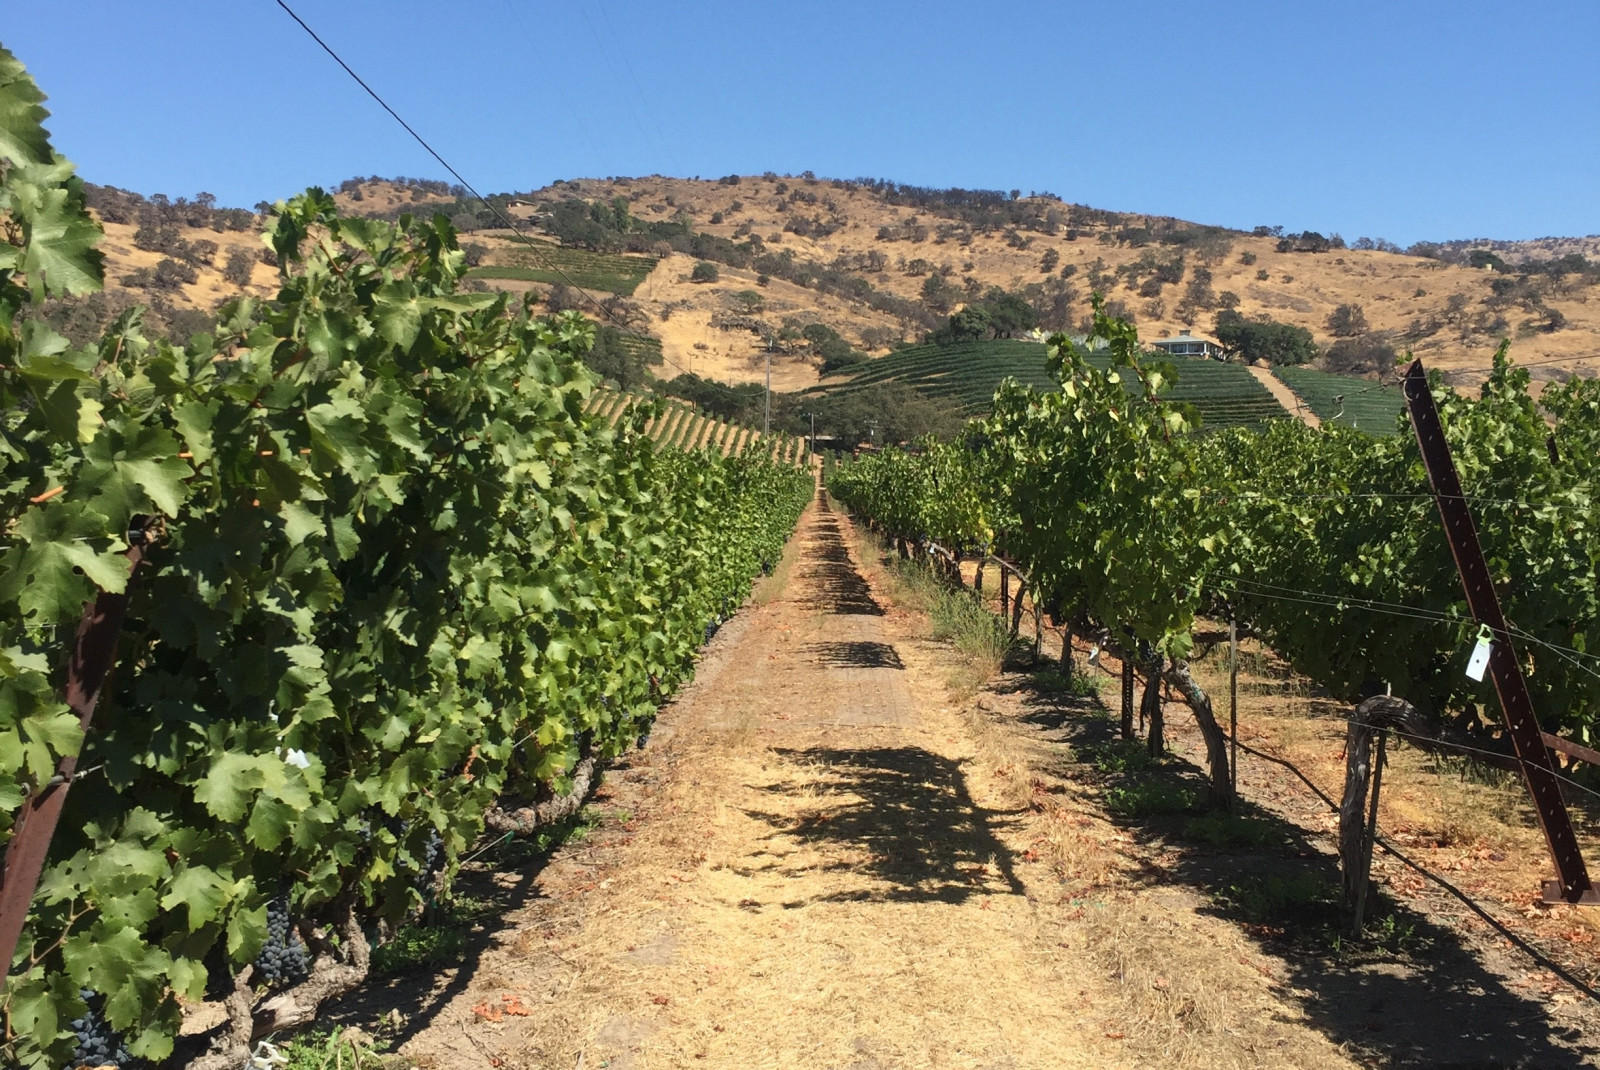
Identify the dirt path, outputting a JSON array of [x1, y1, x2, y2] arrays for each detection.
[[375, 495, 1599, 1069], [1247, 364, 1320, 428]]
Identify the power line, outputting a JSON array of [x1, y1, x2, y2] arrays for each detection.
[[272, 0, 697, 381]]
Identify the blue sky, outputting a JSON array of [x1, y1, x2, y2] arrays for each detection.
[[6, 1, 1597, 245]]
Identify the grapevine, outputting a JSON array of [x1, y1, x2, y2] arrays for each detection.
[[832, 298, 1600, 800], [0, 46, 810, 1068]]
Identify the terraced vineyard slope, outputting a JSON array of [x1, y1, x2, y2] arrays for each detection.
[[585, 389, 810, 464], [1272, 366, 1407, 435], [811, 338, 1292, 430]]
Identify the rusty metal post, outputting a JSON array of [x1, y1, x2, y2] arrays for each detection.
[[1403, 358, 1594, 904], [0, 546, 144, 982]]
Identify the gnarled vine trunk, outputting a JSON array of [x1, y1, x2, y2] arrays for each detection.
[[1162, 659, 1232, 808], [484, 753, 600, 835]]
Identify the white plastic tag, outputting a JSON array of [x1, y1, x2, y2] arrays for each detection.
[[1465, 624, 1494, 682]]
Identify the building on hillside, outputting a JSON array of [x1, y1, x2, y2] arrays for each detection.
[[1151, 331, 1224, 359]]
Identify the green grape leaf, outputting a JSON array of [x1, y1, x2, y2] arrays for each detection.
[[0, 44, 52, 166]]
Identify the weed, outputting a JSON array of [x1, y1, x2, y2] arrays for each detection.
[[1366, 911, 1426, 954], [279, 1026, 386, 1070], [1031, 667, 1098, 698], [480, 809, 602, 871], [372, 897, 493, 976], [1079, 738, 1160, 776], [1182, 813, 1281, 849], [1213, 872, 1335, 925], [873, 551, 1017, 681], [1104, 780, 1197, 817]]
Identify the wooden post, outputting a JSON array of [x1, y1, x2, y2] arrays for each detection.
[[999, 568, 1010, 619], [1229, 621, 1239, 803], [1352, 731, 1388, 935], [1120, 656, 1135, 740], [1143, 661, 1164, 757]]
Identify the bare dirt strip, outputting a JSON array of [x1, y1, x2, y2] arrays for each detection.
[[1246, 364, 1321, 428], [349, 493, 1597, 1070]]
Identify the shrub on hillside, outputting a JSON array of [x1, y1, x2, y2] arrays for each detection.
[[1326, 302, 1369, 337], [1323, 336, 1397, 378], [691, 260, 720, 283]]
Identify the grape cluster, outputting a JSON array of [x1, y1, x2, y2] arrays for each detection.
[[409, 826, 446, 900], [420, 828, 443, 876], [253, 892, 311, 989], [70, 990, 135, 1069]]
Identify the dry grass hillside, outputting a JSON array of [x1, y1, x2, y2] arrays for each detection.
[[64, 176, 1600, 396], [525, 175, 1598, 391]]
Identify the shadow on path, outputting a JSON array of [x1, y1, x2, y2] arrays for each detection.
[[802, 640, 904, 669], [794, 510, 884, 616], [739, 745, 1025, 906]]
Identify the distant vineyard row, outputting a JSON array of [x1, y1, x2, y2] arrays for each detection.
[[466, 240, 658, 295], [585, 388, 812, 465]]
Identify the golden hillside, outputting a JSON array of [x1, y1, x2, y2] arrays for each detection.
[[519, 175, 1598, 391], [63, 175, 1599, 396]]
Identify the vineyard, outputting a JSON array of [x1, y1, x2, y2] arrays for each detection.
[[0, 51, 809, 1070], [465, 241, 659, 295], [583, 389, 810, 462], [812, 337, 1294, 430], [1272, 365, 1408, 434], [830, 300, 1600, 821]]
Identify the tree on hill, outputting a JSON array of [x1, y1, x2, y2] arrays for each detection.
[[1213, 309, 1316, 366], [929, 287, 1037, 343], [920, 274, 962, 313], [808, 381, 964, 445], [583, 324, 661, 390], [222, 248, 257, 287], [1326, 302, 1369, 337], [802, 323, 868, 372], [691, 260, 720, 283]]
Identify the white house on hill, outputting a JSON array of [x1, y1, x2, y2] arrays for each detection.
[[1151, 331, 1224, 359]]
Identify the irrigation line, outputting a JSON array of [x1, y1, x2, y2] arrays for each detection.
[[1230, 738, 1600, 1003], [272, 0, 696, 380]]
